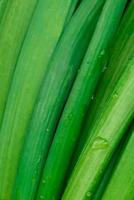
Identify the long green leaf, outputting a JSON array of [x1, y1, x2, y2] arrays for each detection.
[[63, 41, 134, 200], [0, 0, 8, 21], [37, 0, 127, 199], [64, 0, 79, 25], [0, 0, 74, 199], [102, 125, 134, 200], [74, 0, 134, 161], [0, 0, 38, 125], [12, 1, 104, 199], [93, 122, 133, 200]]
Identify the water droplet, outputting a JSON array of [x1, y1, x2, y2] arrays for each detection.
[[91, 95, 94, 100], [112, 92, 118, 99], [100, 49, 105, 56], [86, 191, 92, 197], [102, 66, 107, 73], [42, 179, 46, 184], [46, 128, 50, 133], [92, 136, 109, 150], [40, 195, 45, 199]]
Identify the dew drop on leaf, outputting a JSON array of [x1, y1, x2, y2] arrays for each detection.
[[42, 179, 46, 184], [92, 136, 109, 150], [100, 49, 105, 56], [112, 92, 118, 99], [102, 66, 107, 73], [46, 128, 50, 133], [86, 191, 92, 197], [91, 95, 94, 100], [40, 195, 45, 199]]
